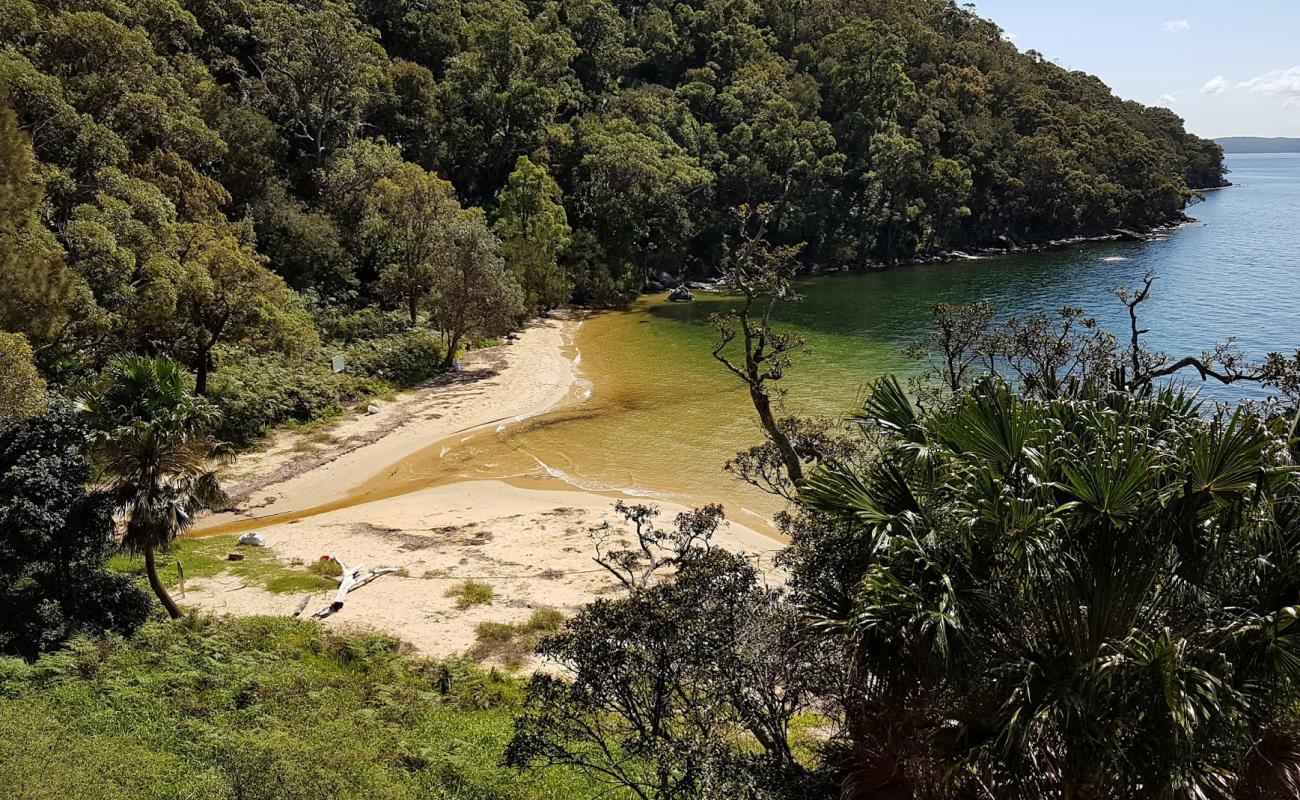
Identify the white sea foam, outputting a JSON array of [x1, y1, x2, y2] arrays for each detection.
[[529, 455, 659, 497], [1101, 256, 1129, 263]]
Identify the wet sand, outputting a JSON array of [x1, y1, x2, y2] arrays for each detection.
[[187, 312, 779, 660]]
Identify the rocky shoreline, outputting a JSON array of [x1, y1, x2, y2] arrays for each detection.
[[647, 219, 1195, 298]]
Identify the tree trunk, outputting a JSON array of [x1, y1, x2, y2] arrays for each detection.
[[144, 546, 182, 620], [442, 332, 461, 370], [751, 385, 804, 485], [408, 292, 418, 325], [195, 349, 210, 396]]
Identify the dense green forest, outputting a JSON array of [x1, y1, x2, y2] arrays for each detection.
[[0, 0, 1226, 438]]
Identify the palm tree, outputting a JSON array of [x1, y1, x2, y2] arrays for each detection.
[[791, 376, 1300, 798], [83, 356, 226, 619]]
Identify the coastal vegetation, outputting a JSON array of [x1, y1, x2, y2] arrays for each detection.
[[0, 0, 1226, 443], [6, 1, 1299, 799]]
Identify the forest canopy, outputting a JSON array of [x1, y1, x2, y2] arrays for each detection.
[[0, 0, 1226, 408]]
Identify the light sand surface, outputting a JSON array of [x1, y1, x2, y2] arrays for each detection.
[[187, 313, 780, 662], [186, 480, 783, 660], [208, 314, 583, 526]]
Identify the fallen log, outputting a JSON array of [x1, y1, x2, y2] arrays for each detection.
[[311, 558, 398, 619]]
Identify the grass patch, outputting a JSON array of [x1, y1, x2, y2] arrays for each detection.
[[307, 557, 343, 578], [471, 609, 566, 669], [445, 579, 494, 609], [0, 616, 603, 798], [109, 536, 338, 595]]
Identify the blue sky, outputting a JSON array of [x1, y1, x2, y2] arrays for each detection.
[[970, 1, 1300, 138]]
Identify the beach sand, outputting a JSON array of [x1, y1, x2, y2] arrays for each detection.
[[186, 313, 780, 661]]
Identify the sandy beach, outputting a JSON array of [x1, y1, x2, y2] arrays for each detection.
[[187, 313, 779, 660]]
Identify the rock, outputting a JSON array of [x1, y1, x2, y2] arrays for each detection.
[[237, 532, 266, 547], [1113, 228, 1150, 242], [643, 280, 664, 293], [227, 552, 245, 561], [666, 285, 694, 302], [366, 403, 380, 415], [655, 271, 681, 288]]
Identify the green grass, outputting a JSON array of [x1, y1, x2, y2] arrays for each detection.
[[470, 610, 565, 669], [109, 536, 338, 595], [0, 616, 612, 799], [445, 580, 494, 610]]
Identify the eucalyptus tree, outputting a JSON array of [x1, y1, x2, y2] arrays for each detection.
[[82, 356, 226, 619], [494, 155, 572, 312]]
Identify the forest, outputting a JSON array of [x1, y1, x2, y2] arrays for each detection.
[[14, 2, 1300, 799], [1, 0, 1227, 443]]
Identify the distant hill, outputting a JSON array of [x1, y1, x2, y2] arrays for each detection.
[[1216, 137, 1300, 154]]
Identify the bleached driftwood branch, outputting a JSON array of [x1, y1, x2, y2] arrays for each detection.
[[311, 558, 398, 619]]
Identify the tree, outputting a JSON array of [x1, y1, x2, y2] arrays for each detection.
[[560, 114, 712, 286], [508, 508, 822, 798], [712, 204, 807, 486], [903, 301, 994, 395], [155, 221, 318, 394], [792, 377, 1300, 797], [0, 332, 46, 422], [427, 208, 525, 368], [249, 2, 387, 163], [362, 163, 460, 323], [0, 401, 151, 658], [494, 155, 572, 312], [439, 0, 579, 198], [82, 356, 226, 619], [0, 101, 72, 342]]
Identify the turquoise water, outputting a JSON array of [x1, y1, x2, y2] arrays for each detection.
[[437, 153, 1300, 520], [645, 152, 1300, 406]]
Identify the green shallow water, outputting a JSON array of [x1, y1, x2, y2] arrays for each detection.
[[421, 153, 1300, 525]]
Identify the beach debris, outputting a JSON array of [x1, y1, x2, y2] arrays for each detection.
[[237, 532, 266, 547], [226, 552, 245, 561], [292, 596, 311, 617], [311, 558, 398, 619]]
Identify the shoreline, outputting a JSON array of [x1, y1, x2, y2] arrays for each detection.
[[187, 312, 779, 659]]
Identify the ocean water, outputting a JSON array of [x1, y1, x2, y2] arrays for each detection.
[[405, 153, 1300, 523]]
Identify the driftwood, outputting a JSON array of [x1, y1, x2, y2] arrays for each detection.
[[311, 558, 398, 620]]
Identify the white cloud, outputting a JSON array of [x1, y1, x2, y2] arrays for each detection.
[[1159, 93, 1178, 106], [1162, 19, 1191, 32], [1200, 76, 1230, 95], [1238, 67, 1300, 108]]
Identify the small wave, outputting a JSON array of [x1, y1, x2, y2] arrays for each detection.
[[529, 455, 660, 498], [1100, 256, 1129, 263]]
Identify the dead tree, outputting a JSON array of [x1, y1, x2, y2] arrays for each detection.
[[311, 557, 398, 619], [1119, 272, 1264, 391]]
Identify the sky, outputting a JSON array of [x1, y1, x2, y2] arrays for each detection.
[[970, 1, 1300, 138]]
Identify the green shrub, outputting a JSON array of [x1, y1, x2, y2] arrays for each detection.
[[0, 616, 601, 798], [345, 327, 444, 386], [307, 557, 343, 578], [445, 580, 493, 609], [208, 327, 443, 447], [470, 609, 565, 668]]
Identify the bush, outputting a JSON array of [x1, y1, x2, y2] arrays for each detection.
[[344, 327, 444, 386], [0, 402, 151, 658], [0, 616, 603, 798], [470, 610, 566, 669], [445, 580, 493, 609]]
